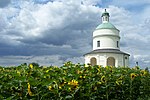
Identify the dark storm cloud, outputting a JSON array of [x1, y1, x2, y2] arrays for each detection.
[[0, 40, 82, 57], [0, 0, 98, 60], [37, 28, 92, 47], [15, 5, 98, 50], [0, 0, 11, 8], [37, 13, 98, 48]]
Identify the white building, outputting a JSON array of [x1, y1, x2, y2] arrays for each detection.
[[84, 9, 130, 67]]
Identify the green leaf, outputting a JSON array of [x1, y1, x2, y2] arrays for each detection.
[[6, 96, 15, 100], [65, 95, 72, 99]]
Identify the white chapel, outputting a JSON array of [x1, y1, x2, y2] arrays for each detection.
[[84, 9, 130, 67]]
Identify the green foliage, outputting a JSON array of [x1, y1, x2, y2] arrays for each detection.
[[0, 62, 150, 100]]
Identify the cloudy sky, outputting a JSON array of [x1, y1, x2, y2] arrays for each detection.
[[0, 0, 150, 68]]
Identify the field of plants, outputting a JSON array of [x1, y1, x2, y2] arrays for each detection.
[[0, 62, 150, 100]]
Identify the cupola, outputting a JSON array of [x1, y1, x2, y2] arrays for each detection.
[[101, 9, 110, 23]]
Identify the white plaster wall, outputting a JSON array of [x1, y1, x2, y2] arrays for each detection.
[[125, 55, 129, 67], [84, 55, 91, 64], [93, 35, 120, 50], [93, 29, 120, 37], [84, 54, 99, 65], [99, 55, 105, 66], [85, 53, 129, 67]]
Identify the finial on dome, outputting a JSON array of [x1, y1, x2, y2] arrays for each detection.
[[101, 9, 110, 23]]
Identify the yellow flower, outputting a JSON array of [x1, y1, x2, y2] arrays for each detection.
[[106, 66, 109, 69], [43, 66, 47, 68], [64, 81, 67, 84], [27, 83, 33, 96], [27, 82, 30, 88], [68, 87, 71, 91], [133, 66, 139, 70], [79, 76, 82, 78], [17, 70, 20, 75], [140, 70, 148, 76], [101, 76, 105, 83], [77, 70, 82, 74], [68, 79, 79, 86], [44, 76, 46, 78], [130, 73, 136, 80], [29, 64, 33, 69], [59, 86, 62, 89], [144, 71, 148, 75], [48, 85, 52, 91], [80, 76, 85, 79], [54, 66, 58, 68], [84, 64, 89, 67], [46, 70, 49, 73]]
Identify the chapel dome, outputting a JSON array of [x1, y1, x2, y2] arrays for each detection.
[[96, 22, 118, 30], [95, 9, 119, 31]]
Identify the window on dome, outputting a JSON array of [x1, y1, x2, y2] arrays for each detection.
[[97, 41, 100, 47], [102, 17, 105, 21], [105, 16, 108, 21], [117, 41, 119, 48], [125, 57, 128, 59], [103, 16, 106, 21]]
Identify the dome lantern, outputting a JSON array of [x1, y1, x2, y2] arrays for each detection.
[[101, 9, 110, 23]]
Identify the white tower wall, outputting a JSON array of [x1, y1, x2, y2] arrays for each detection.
[[93, 35, 120, 50], [93, 29, 120, 50]]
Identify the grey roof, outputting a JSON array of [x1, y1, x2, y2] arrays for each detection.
[[84, 49, 130, 56]]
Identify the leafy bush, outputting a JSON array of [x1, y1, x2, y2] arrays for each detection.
[[0, 62, 150, 100]]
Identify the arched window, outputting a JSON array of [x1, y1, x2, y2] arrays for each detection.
[[90, 57, 97, 66], [107, 57, 115, 66]]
